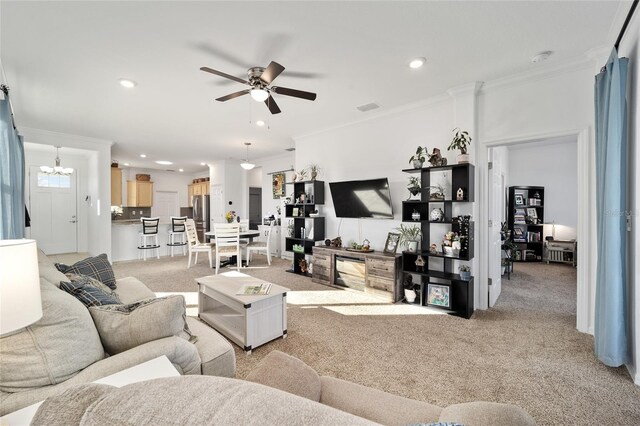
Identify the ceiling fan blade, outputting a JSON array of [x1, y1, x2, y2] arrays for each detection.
[[200, 67, 249, 85], [216, 89, 250, 102], [260, 61, 285, 85], [271, 86, 317, 101], [264, 95, 282, 114]]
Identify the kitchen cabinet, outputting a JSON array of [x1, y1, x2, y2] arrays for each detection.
[[127, 181, 154, 207], [257, 225, 281, 257], [188, 181, 209, 207], [110, 168, 122, 206]]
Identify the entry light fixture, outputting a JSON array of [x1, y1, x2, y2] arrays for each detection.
[[140, 154, 147, 158], [250, 88, 269, 102], [240, 142, 256, 170], [531, 51, 552, 63], [40, 146, 74, 175]]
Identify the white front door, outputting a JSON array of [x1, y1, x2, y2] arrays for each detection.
[[488, 156, 503, 307], [210, 184, 224, 224], [152, 191, 178, 222], [29, 166, 78, 254]]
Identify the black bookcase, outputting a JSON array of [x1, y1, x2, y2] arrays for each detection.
[[400, 163, 475, 319], [284, 180, 325, 276], [507, 186, 544, 262]]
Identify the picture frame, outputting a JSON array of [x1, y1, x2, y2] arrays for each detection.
[[383, 232, 400, 255], [514, 194, 524, 205], [272, 172, 286, 199], [514, 227, 524, 237], [526, 207, 537, 218], [427, 284, 450, 308], [292, 207, 299, 217]]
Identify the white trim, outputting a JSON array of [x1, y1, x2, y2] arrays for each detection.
[[477, 128, 593, 336], [20, 127, 113, 148]]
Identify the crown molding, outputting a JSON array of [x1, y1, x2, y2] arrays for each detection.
[[20, 127, 113, 148], [447, 81, 484, 97]]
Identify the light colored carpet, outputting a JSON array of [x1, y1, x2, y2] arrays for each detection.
[[112, 254, 640, 425]]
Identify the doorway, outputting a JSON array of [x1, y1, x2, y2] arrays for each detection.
[[153, 191, 179, 222], [248, 187, 262, 230], [29, 166, 78, 254]]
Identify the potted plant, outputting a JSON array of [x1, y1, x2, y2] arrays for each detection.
[[409, 146, 427, 169], [297, 168, 308, 181], [407, 177, 421, 200], [459, 265, 471, 281], [396, 223, 422, 252], [308, 164, 321, 180], [427, 184, 445, 201], [225, 210, 236, 223], [403, 274, 419, 303], [447, 127, 472, 164]]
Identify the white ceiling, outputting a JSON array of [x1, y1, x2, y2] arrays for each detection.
[[1, 1, 629, 172]]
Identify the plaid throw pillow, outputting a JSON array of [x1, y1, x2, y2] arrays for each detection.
[[56, 254, 116, 289], [60, 279, 121, 308]]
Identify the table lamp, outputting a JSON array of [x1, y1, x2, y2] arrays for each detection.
[[0, 239, 43, 336]]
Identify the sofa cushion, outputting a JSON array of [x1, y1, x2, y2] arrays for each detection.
[[245, 350, 321, 401], [33, 383, 115, 426], [112, 276, 156, 304], [88, 296, 194, 355], [186, 317, 236, 378], [59, 277, 121, 308], [37, 249, 68, 288], [320, 376, 442, 426], [438, 402, 535, 426], [55, 254, 116, 290], [32, 377, 378, 426], [0, 279, 105, 393]]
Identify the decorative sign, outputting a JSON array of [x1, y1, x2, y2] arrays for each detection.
[[272, 173, 286, 199]]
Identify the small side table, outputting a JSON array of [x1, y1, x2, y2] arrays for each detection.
[[545, 239, 577, 267]]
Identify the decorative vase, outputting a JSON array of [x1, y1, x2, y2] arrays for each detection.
[[459, 271, 471, 281], [412, 210, 421, 221], [407, 187, 420, 200], [404, 289, 417, 303], [457, 153, 470, 164], [443, 246, 454, 256], [408, 241, 418, 252], [430, 208, 444, 222], [412, 159, 424, 169], [311, 171, 318, 180]]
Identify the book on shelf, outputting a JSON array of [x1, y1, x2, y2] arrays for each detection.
[[236, 283, 272, 295], [528, 198, 541, 206], [526, 232, 541, 242]]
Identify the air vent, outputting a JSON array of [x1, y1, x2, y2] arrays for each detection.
[[166, 169, 175, 172], [285, 147, 295, 152], [356, 102, 380, 112]]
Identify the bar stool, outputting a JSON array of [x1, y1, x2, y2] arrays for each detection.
[[167, 216, 188, 257], [138, 217, 160, 260]]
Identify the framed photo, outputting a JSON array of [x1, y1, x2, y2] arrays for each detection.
[[514, 227, 524, 237], [292, 207, 299, 217], [383, 232, 400, 255], [427, 284, 450, 308], [526, 207, 537, 218], [272, 173, 286, 199], [514, 194, 524, 205]]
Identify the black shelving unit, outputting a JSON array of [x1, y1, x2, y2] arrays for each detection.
[[507, 186, 544, 262], [284, 180, 325, 275], [401, 163, 475, 319]]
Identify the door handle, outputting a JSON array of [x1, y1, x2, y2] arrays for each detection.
[[69, 220, 77, 223]]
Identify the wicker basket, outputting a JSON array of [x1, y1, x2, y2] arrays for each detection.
[[136, 174, 151, 182]]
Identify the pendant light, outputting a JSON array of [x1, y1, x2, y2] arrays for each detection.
[[40, 146, 74, 175], [240, 142, 255, 170]]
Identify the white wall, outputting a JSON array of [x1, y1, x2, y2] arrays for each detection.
[[294, 97, 458, 251], [256, 152, 295, 220], [207, 160, 248, 223], [619, 6, 639, 385], [247, 167, 261, 187], [507, 138, 578, 240], [20, 128, 112, 258]]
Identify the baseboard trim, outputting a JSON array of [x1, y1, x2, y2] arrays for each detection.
[[627, 363, 640, 386]]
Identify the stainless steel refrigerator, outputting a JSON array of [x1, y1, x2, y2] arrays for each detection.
[[192, 194, 210, 242]]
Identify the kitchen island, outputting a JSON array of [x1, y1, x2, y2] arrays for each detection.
[[111, 220, 181, 262]]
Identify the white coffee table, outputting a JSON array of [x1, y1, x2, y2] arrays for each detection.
[[197, 271, 289, 354], [0, 356, 179, 426]]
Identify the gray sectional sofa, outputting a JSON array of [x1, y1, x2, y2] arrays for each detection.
[[0, 250, 235, 416]]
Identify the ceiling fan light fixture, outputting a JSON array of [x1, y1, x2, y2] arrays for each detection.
[[250, 88, 269, 102], [409, 57, 426, 69], [118, 79, 137, 88]]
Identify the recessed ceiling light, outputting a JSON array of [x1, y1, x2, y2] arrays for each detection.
[[409, 57, 426, 69], [531, 51, 552, 63], [119, 79, 137, 88], [155, 160, 173, 165], [256, 120, 265, 127], [178, 168, 184, 172], [139, 154, 147, 158], [123, 163, 130, 166], [200, 162, 206, 166]]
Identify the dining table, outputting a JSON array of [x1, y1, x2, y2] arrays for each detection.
[[204, 230, 261, 267]]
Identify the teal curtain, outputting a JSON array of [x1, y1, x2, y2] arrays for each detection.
[[594, 48, 629, 367], [0, 90, 25, 239]]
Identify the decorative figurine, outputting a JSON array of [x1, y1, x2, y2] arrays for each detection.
[[456, 187, 465, 201], [299, 259, 308, 273], [412, 210, 421, 221], [430, 243, 438, 254], [414, 255, 426, 272], [430, 208, 444, 222], [330, 236, 342, 247], [427, 148, 448, 167]]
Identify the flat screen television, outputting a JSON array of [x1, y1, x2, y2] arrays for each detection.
[[329, 178, 393, 219]]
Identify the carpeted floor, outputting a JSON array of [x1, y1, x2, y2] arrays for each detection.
[[113, 255, 640, 425]]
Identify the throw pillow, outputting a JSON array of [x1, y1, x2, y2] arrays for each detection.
[[0, 279, 105, 393], [88, 295, 196, 355], [60, 277, 121, 308], [64, 273, 114, 294], [55, 254, 117, 289]]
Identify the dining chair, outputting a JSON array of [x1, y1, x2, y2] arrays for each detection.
[[213, 222, 242, 274], [185, 218, 214, 268], [246, 221, 272, 266]]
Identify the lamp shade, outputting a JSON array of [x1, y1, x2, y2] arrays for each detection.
[[0, 239, 43, 336]]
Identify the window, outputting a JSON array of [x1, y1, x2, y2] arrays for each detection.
[[37, 172, 71, 188]]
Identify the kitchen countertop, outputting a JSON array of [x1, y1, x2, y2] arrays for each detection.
[[112, 219, 172, 225]]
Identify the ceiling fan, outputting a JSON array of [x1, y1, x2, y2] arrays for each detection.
[[200, 61, 317, 114]]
